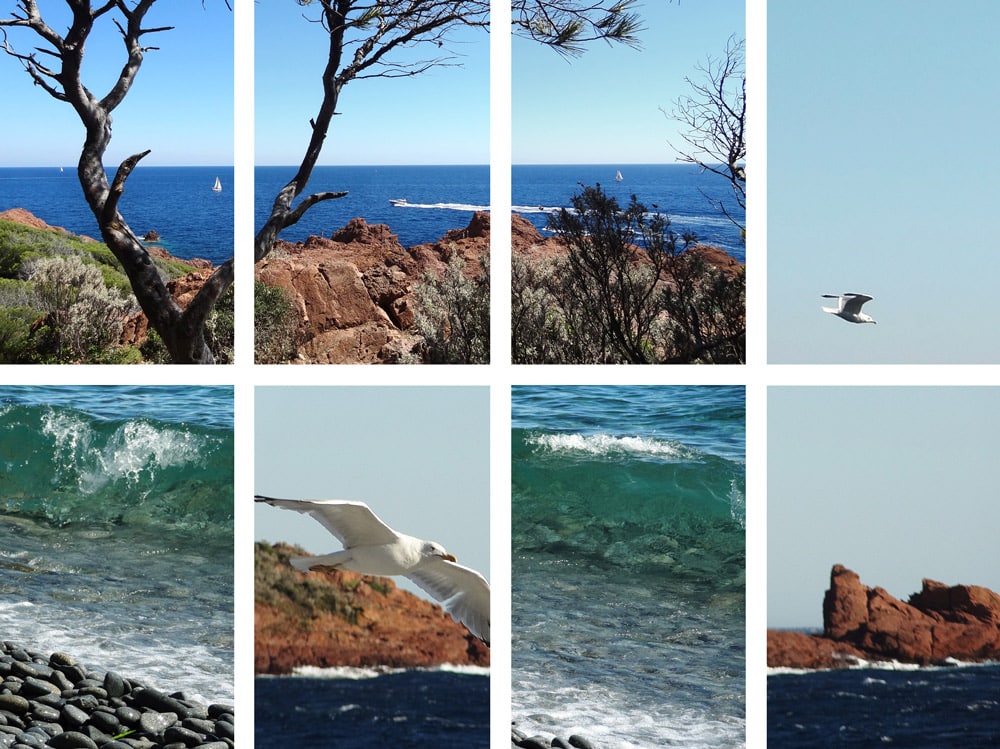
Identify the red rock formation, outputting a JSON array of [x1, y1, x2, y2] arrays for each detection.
[[255, 542, 489, 674], [0, 207, 68, 233], [255, 212, 490, 364], [768, 565, 1000, 669]]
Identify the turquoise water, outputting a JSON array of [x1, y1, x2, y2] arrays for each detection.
[[512, 386, 745, 748], [0, 386, 234, 702]]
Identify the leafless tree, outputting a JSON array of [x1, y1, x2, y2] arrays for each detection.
[[667, 35, 746, 232], [1, 1, 233, 363], [255, 0, 645, 264]]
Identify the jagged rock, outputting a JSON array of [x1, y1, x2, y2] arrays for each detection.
[[143, 229, 160, 241], [768, 565, 1000, 669], [254, 542, 489, 674], [255, 212, 491, 364]]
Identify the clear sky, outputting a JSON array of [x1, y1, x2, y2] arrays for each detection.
[[768, 0, 1000, 363], [0, 2, 234, 167], [768, 387, 1000, 629], [254, 3, 489, 166], [254, 387, 490, 602], [512, 0, 744, 165]]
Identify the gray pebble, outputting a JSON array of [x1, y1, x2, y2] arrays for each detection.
[[47, 731, 99, 749], [569, 736, 598, 749], [0, 696, 29, 715], [138, 710, 177, 736], [1, 642, 233, 749]]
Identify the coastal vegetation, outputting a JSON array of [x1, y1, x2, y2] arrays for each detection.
[[512, 185, 745, 364], [1, 1, 233, 363], [0, 216, 232, 363], [254, 0, 645, 361], [412, 254, 490, 364], [512, 30, 747, 364]]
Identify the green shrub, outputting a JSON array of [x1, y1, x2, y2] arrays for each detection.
[[0, 307, 37, 363], [413, 252, 490, 364], [30, 255, 135, 363], [254, 280, 298, 364]]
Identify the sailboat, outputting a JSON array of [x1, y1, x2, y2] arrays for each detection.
[[615, 169, 623, 182], [212, 176, 222, 192]]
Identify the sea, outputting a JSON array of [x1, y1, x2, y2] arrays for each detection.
[[0, 166, 234, 265], [1, 164, 741, 265], [513, 163, 746, 262], [768, 661, 1000, 747], [254, 164, 490, 249], [0, 386, 234, 705], [255, 666, 489, 748], [511, 386, 746, 748]]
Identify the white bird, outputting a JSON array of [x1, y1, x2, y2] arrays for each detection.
[[255, 496, 490, 645], [821, 293, 877, 324]]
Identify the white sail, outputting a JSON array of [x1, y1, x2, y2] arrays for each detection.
[[212, 176, 222, 192], [615, 169, 623, 182]]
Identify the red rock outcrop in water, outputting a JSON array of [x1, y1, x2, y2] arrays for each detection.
[[768, 565, 1000, 669], [254, 543, 489, 674]]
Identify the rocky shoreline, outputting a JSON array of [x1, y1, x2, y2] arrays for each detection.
[[768, 565, 1000, 670], [0, 641, 234, 749]]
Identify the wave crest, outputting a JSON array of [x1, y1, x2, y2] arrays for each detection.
[[527, 432, 693, 461]]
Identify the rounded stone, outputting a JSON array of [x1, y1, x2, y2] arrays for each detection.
[[138, 710, 177, 736], [213, 719, 234, 740], [103, 672, 127, 699], [164, 725, 202, 745], [47, 731, 100, 749], [0, 695, 29, 715], [87, 709, 120, 734], [60, 704, 89, 728], [114, 706, 141, 726], [48, 654, 76, 668]]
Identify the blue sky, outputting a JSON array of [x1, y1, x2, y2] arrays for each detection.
[[768, 387, 1000, 629], [254, 387, 490, 603], [0, 2, 233, 167], [254, 3, 489, 166], [512, 0, 745, 165], [768, 0, 1000, 363]]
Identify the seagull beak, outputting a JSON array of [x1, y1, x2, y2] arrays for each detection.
[[441, 553, 457, 563]]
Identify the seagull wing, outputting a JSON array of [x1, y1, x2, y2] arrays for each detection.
[[254, 496, 400, 548], [841, 293, 873, 315], [821, 294, 846, 312], [407, 558, 491, 645]]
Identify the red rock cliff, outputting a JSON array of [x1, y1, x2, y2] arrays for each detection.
[[254, 213, 490, 364], [255, 542, 489, 674]]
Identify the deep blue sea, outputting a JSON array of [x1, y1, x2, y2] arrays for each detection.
[[0, 386, 234, 704], [768, 663, 1000, 747], [0, 166, 233, 264], [255, 667, 489, 747], [255, 164, 489, 248], [513, 163, 746, 261], [512, 386, 746, 748]]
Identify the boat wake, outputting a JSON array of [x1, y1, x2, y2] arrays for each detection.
[[389, 199, 487, 212]]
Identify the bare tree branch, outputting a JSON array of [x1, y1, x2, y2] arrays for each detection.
[[665, 35, 746, 232]]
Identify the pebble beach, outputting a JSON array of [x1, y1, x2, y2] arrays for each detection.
[[0, 641, 234, 749]]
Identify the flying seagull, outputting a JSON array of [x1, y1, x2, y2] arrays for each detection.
[[255, 496, 490, 645], [821, 293, 877, 324]]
